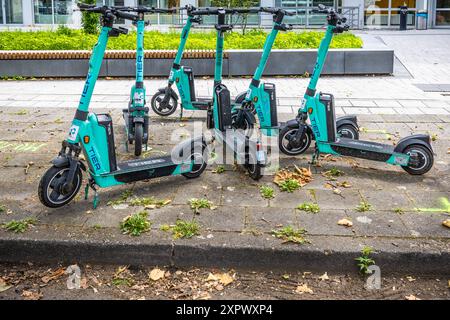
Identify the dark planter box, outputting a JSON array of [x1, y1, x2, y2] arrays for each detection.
[[0, 49, 394, 78]]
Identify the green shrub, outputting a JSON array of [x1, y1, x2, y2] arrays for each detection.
[[80, 0, 99, 34], [0, 29, 363, 51]]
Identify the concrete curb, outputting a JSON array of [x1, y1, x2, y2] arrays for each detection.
[[0, 49, 394, 78], [0, 226, 448, 274]]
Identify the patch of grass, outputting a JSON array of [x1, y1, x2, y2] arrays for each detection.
[[393, 208, 405, 214], [213, 165, 225, 174], [297, 202, 320, 214], [159, 224, 171, 232], [188, 198, 216, 214], [278, 179, 301, 193], [0, 204, 6, 213], [260, 185, 275, 199], [0, 30, 363, 51], [356, 200, 372, 212], [355, 246, 376, 275], [120, 211, 151, 237], [272, 225, 309, 245], [92, 224, 103, 230], [13, 109, 28, 115], [129, 197, 171, 208], [172, 219, 200, 239], [112, 266, 134, 287], [107, 189, 133, 206], [323, 168, 344, 180], [2, 218, 37, 233]]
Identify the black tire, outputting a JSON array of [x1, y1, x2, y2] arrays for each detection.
[[182, 143, 208, 179], [337, 124, 360, 140], [134, 123, 143, 157], [231, 113, 254, 137], [279, 125, 312, 156], [246, 149, 263, 181], [402, 145, 434, 176], [151, 90, 178, 117], [38, 166, 82, 208]]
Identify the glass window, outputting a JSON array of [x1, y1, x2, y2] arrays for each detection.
[[436, 10, 450, 25], [437, 0, 450, 7], [34, 0, 53, 24], [0, 1, 3, 24], [391, 0, 415, 8], [390, 9, 415, 25], [54, 0, 74, 24], [364, 9, 389, 25], [5, 0, 23, 24]]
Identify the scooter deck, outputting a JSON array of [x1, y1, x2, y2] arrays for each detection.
[[192, 98, 213, 110], [101, 155, 190, 183], [330, 138, 395, 162]]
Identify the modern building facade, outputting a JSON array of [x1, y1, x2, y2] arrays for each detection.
[[0, 0, 448, 28]]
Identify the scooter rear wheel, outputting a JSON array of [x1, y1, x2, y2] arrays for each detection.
[[38, 166, 82, 208], [279, 126, 312, 156], [151, 91, 178, 117], [246, 150, 262, 181], [337, 124, 360, 140], [182, 142, 208, 179], [134, 123, 143, 157], [402, 145, 434, 176]]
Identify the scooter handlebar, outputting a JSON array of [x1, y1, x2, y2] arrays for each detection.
[[260, 7, 295, 16], [190, 7, 261, 16]]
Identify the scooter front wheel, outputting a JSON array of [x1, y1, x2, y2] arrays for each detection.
[[38, 166, 82, 208], [279, 126, 312, 156], [402, 145, 434, 176], [151, 91, 178, 117], [134, 123, 143, 157]]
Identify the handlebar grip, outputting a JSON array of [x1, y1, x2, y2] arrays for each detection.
[[77, 3, 95, 10]]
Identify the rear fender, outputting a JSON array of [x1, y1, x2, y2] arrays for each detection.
[[394, 134, 434, 154], [336, 115, 358, 129]]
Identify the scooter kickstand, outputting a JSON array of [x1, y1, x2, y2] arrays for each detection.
[[86, 179, 100, 209]]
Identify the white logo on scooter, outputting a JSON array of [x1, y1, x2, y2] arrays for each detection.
[[68, 125, 79, 141]]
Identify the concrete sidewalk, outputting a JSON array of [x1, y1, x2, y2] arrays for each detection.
[[0, 107, 448, 273]]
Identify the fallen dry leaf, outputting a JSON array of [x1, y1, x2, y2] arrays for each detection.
[[319, 272, 329, 281], [405, 294, 421, 300], [80, 277, 89, 289], [0, 278, 12, 293], [22, 290, 43, 300], [206, 272, 234, 286], [295, 283, 313, 294], [406, 276, 416, 282], [274, 166, 313, 188], [338, 218, 353, 227], [443, 219, 450, 228], [149, 268, 165, 281], [41, 267, 65, 284], [338, 181, 352, 188]]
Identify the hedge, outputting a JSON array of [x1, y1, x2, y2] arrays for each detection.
[[0, 28, 363, 51]]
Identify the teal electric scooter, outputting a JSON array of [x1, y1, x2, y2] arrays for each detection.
[[232, 7, 359, 147], [279, 4, 434, 175], [120, 6, 176, 156], [150, 5, 207, 117], [38, 4, 208, 209], [194, 7, 266, 180]]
